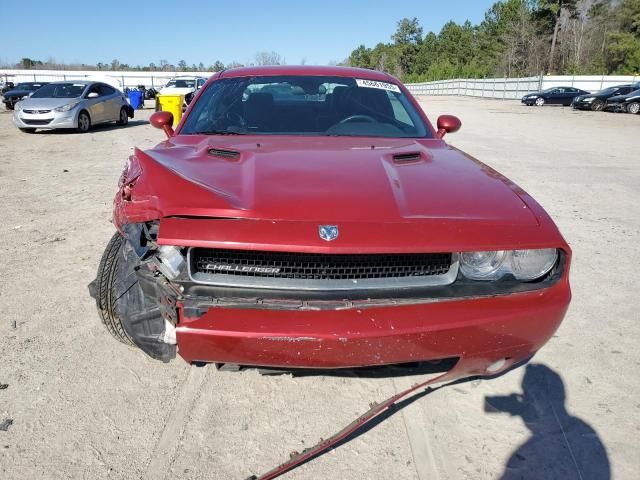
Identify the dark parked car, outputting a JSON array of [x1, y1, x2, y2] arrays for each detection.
[[90, 66, 571, 378], [521, 86, 589, 106], [1, 81, 15, 95], [2, 82, 48, 110], [572, 84, 639, 111], [605, 88, 640, 114]]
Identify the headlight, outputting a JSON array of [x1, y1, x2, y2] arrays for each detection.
[[460, 249, 558, 281], [584, 97, 595, 102], [54, 101, 80, 112], [460, 251, 507, 279]]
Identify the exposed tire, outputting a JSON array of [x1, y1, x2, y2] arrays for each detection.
[[535, 97, 545, 106], [591, 100, 605, 111], [5, 104, 14, 111], [94, 232, 135, 345], [627, 102, 640, 114], [19, 128, 36, 133], [77, 110, 91, 132], [92, 231, 176, 362], [116, 107, 129, 126]]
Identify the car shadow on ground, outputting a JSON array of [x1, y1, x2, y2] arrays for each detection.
[[485, 363, 610, 480], [32, 119, 149, 135]]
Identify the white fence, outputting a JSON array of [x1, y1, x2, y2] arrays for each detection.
[[2, 69, 639, 98], [406, 75, 640, 99], [0, 69, 218, 89]]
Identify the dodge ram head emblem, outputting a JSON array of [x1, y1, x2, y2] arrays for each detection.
[[319, 225, 339, 241]]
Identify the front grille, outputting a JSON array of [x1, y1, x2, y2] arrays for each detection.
[[189, 248, 457, 290], [23, 119, 52, 125], [23, 109, 51, 114]]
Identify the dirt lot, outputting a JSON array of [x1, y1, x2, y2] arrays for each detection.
[[1, 97, 638, 479]]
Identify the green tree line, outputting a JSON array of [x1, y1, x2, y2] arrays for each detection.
[[4, 51, 288, 73], [348, 0, 640, 82]]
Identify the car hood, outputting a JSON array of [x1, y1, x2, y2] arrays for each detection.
[[158, 87, 194, 95], [3, 89, 32, 97], [577, 92, 612, 100], [20, 97, 82, 109], [134, 136, 539, 226]]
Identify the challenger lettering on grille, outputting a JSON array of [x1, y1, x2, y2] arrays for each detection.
[[205, 263, 282, 274]]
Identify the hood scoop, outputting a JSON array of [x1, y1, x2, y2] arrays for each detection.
[[208, 148, 241, 160], [392, 152, 423, 164]]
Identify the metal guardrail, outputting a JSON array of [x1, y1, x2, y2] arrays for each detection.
[[406, 75, 640, 99], [2, 70, 638, 97]]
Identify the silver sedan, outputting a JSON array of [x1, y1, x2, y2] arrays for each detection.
[[13, 80, 134, 133]]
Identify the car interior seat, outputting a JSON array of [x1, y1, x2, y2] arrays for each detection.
[[244, 92, 276, 131]]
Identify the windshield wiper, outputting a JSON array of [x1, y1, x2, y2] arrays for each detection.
[[196, 129, 246, 135]]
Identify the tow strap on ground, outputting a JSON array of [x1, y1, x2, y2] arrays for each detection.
[[247, 370, 459, 480]]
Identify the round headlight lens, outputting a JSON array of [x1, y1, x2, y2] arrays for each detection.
[[460, 250, 507, 280], [510, 248, 557, 280]]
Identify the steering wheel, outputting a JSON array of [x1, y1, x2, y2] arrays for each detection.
[[337, 114, 376, 125], [224, 111, 246, 127]]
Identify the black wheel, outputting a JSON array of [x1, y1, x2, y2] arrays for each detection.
[[77, 110, 91, 132], [116, 107, 129, 126], [91, 231, 176, 362], [591, 100, 605, 111], [5, 104, 14, 111], [19, 128, 36, 133], [94, 233, 135, 345], [627, 102, 640, 114]]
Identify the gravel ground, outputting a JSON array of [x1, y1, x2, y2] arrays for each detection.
[[0, 97, 638, 479]]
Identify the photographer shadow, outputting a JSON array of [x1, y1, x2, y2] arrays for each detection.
[[485, 364, 610, 480]]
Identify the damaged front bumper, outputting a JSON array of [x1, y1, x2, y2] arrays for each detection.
[[176, 282, 569, 377], [93, 219, 571, 378]]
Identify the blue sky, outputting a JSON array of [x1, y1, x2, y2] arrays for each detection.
[[2, 0, 495, 67]]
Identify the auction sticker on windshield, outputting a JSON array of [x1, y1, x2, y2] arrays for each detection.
[[356, 79, 401, 93]]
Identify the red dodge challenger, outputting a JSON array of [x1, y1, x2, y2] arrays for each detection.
[[91, 66, 571, 381]]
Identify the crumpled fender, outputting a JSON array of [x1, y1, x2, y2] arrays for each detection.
[[113, 147, 235, 230]]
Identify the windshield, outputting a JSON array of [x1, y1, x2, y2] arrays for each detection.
[[31, 83, 87, 99], [595, 87, 618, 95], [165, 79, 196, 88], [181, 75, 430, 138]]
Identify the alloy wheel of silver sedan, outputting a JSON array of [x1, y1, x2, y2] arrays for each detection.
[[535, 97, 545, 106], [117, 107, 129, 126], [77, 111, 91, 133]]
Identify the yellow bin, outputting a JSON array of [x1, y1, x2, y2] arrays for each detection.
[[156, 94, 184, 126]]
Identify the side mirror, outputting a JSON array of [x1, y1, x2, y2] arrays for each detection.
[[150, 111, 174, 138], [87, 92, 99, 98], [436, 115, 461, 139]]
